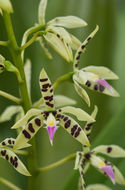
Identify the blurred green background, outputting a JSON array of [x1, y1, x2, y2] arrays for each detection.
[[0, 0, 125, 189]]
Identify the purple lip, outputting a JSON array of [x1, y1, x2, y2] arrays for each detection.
[[45, 126, 59, 145]]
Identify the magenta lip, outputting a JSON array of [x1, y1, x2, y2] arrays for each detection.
[[45, 126, 59, 145], [101, 165, 115, 184], [96, 79, 113, 94]]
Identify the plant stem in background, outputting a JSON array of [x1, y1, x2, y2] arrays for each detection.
[[2, 11, 37, 190], [0, 90, 21, 104], [0, 177, 21, 190]]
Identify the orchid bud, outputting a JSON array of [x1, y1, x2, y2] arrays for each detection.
[[0, 55, 5, 73], [0, 0, 13, 13]]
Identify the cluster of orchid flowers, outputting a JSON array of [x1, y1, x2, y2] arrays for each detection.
[[0, 0, 124, 190]]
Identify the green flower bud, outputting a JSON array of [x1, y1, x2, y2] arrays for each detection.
[[0, 0, 13, 13], [0, 55, 5, 73]]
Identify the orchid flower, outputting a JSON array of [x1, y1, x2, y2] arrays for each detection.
[[74, 107, 125, 189], [11, 68, 95, 149], [0, 137, 30, 176], [36, 0, 87, 62], [72, 25, 119, 106]]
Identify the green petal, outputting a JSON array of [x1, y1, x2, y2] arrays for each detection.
[[93, 145, 125, 158], [11, 109, 41, 129], [0, 0, 13, 13], [84, 106, 98, 138], [54, 95, 76, 108], [61, 106, 95, 122], [56, 113, 90, 146], [46, 26, 72, 44], [39, 68, 54, 110], [86, 184, 112, 190], [83, 66, 119, 80], [0, 106, 22, 123], [73, 25, 99, 70], [38, 0, 48, 25], [0, 138, 31, 149], [14, 115, 43, 150], [24, 59, 31, 95], [43, 32, 73, 62], [47, 16, 87, 28], [74, 151, 83, 170], [69, 34, 82, 50], [73, 77, 90, 106], [0, 148, 30, 176], [113, 165, 125, 185]]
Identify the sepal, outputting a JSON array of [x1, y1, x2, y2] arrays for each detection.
[[38, 0, 48, 25], [47, 16, 87, 28]]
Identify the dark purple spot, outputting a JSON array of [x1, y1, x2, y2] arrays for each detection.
[[35, 118, 41, 126], [99, 85, 105, 92], [94, 84, 98, 91], [1, 150, 6, 156], [85, 80, 91, 87], [28, 123, 35, 133], [81, 45, 85, 49], [41, 88, 48, 92], [65, 120, 71, 129], [107, 147, 112, 153], [2, 142, 6, 146], [87, 37, 91, 41], [56, 114, 62, 118], [42, 83, 50, 89], [40, 78, 48, 82], [71, 124, 78, 136], [46, 102, 54, 108], [8, 140, 11, 144], [14, 162, 18, 168], [22, 130, 31, 139], [85, 153, 91, 159], [6, 155, 9, 160], [63, 117, 68, 121]]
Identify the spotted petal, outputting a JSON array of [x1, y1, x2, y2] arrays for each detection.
[[83, 66, 119, 80], [75, 70, 119, 97], [39, 68, 54, 110], [38, 0, 47, 25], [11, 109, 41, 129], [0, 148, 30, 176], [60, 106, 95, 122], [73, 25, 99, 70], [56, 113, 90, 146], [47, 16, 87, 29], [43, 32, 73, 62], [14, 115, 43, 149], [54, 95, 76, 108], [86, 184, 112, 190], [84, 106, 98, 138], [0, 106, 22, 123], [93, 145, 125, 158], [0, 138, 31, 149]]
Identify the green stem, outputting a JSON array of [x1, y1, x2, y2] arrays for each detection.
[[2, 12, 37, 190], [0, 90, 21, 104], [33, 72, 74, 108], [0, 41, 8, 46], [20, 31, 44, 51], [0, 177, 21, 190], [53, 72, 74, 90], [38, 153, 76, 174]]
